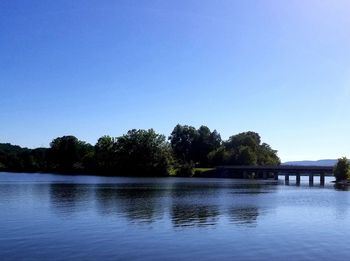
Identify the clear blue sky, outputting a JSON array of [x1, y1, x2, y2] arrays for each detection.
[[1, 0, 350, 161]]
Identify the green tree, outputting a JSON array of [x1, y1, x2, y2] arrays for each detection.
[[334, 157, 350, 181], [235, 146, 258, 165], [208, 146, 230, 166], [257, 143, 281, 165], [115, 129, 172, 176], [225, 131, 261, 150], [193, 126, 221, 166], [0, 143, 26, 170], [30, 148, 50, 171], [49, 136, 93, 172], [169, 124, 221, 167], [95, 135, 117, 171], [169, 124, 198, 164], [224, 131, 280, 166]]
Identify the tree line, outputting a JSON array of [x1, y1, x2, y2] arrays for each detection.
[[0, 124, 280, 176]]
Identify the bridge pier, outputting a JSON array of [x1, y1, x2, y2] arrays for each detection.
[[320, 173, 325, 186], [274, 172, 278, 180], [309, 174, 314, 186], [285, 174, 289, 182], [296, 174, 301, 185]]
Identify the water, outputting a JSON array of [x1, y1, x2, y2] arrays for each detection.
[[1, 172, 350, 261]]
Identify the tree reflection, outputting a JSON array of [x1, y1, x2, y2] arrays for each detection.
[[48, 181, 269, 227], [229, 207, 260, 227], [171, 204, 220, 228], [95, 185, 165, 224], [49, 184, 92, 216], [334, 184, 350, 191]]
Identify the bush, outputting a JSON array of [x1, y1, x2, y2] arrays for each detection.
[[334, 157, 350, 181]]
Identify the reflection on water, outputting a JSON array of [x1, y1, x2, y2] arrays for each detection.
[[95, 186, 165, 223], [334, 183, 350, 191], [47, 179, 279, 229], [49, 184, 93, 216], [171, 204, 220, 227], [2, 173, 350, 261], [44, 180, 277, 228], [46, 180, 277, 228], [229, 207, 260, 227]]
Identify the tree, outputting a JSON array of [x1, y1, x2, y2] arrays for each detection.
[[30, 148, 50, 171], [257, 143, 281, 165], [169, 124, 221, 167], [114, 129, 172, 176], [0, 143, 26, 170], [169, 124, 198, 164], [193, 126, 221, 166], [334, 157, 350, 181], [95, 135, 117, 171], [225, 131, 261, 150], [0, 143, 51, 172], [208, 146, 229, 166], [49, 136, 93, 172], [224, 131, 280, 166], [235, 146, 258, 165]]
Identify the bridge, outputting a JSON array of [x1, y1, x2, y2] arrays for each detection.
[[214, 165, 334, 185]]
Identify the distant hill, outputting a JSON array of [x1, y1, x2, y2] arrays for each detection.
[[282, 159, 338, 166]]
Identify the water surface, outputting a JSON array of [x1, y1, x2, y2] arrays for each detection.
[[1, 172, 349, 261]]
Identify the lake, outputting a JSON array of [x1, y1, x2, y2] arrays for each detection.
[[1, 172, 350, 261]]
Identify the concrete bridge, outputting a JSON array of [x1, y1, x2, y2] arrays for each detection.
[[215, 165, 334, 185]]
